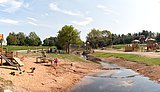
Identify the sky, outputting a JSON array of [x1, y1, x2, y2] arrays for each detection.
[[1, 0, 160, 42]]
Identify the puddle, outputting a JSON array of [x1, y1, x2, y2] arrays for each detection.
[[69, 61, 160, 92]]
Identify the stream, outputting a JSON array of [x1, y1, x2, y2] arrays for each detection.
[[69, 61, 160, 92]]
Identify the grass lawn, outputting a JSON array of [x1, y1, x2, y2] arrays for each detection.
[[3, 46, 56, 51], [94, 52, 160, 65], [112, 44, 147, 50], [112, 44, 125, 49], [48, 54, 86, 62]]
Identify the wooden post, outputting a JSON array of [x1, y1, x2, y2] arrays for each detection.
[[0, 42, 2, 65], [0, 34, 3, 65]]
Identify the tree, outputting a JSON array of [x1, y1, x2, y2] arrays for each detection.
[[28, 32, 42, 46], [86, 29, 102, 49], [156, 33, 160, 42], [16, 32, 26, 45], [86, 29, 112, 48], [43, 38, 49, 46], [43, 37, 57, 46], [25, 36, 30, 46], [101, 30, 112, 46], [57, 25, 81, 54], [6, 32, 17, 45]]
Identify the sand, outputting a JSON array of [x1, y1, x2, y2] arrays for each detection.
[[0, 56, 100, 92]]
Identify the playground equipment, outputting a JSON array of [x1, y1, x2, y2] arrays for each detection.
[[125, 40, 140, 52], [0, 34, 24, 71], [36, 50, 50, 63], [36, 50, 59, 66], [145, 37, 158, 51]]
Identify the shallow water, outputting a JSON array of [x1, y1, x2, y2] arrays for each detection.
[[69, 62, 160, 92]]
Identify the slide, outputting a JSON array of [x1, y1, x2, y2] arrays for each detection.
[[13, 57, 24, 66], [0, 55, 21, 71]]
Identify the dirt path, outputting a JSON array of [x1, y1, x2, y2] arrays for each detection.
[[0, 56, 100, 92], [95, 49, 160, 58]]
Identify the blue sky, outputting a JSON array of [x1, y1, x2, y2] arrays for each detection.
[[1, 0, 160, 42]]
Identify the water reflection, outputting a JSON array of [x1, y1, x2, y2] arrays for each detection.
[[70, 62, 160, 92]]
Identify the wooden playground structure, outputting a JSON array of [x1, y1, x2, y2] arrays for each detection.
[[0, 34, 24, 71], [36, 50, 58, 66], [125, 40, 140, 52], [125, 37, 160, 52], [146, 38, 158, 51]]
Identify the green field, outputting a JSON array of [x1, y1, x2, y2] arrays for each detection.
[[111, 44, 147, 50], [112, 44, 125, 49], [3, 46, 57, 51], [48, 54, 87, 62], [94, 52, 160, 65]]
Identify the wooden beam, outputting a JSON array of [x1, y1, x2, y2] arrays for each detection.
[[0, 34, 3, 40]]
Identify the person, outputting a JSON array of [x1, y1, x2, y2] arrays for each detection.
[[47, 48, 50, 53], [51, 58, 58, 66]]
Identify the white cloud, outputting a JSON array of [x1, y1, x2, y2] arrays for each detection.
[[0, 0, 7, 3], [0, 19, 19, 24], [97, 4, 119, 15], [28, 22, 38, 26], [0, 0, 24, 13], [27, 17, 37, 22], [72, 17, 93, 26], [49, 3, 82, 16]]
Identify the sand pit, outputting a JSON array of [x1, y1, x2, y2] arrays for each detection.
[[0, 56, 100, 92]]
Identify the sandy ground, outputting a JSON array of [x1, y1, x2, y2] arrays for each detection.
[[95, 49, 160, 82], [0, 56, 100, 92]]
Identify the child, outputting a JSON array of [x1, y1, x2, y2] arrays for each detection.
[[51, 58, 58, 66]]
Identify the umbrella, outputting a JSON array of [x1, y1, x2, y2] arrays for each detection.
[[132, 40, 140, 43]]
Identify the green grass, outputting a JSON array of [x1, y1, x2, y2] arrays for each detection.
[[48, 54, 86, 62], [3, 46, 57, 51], [94, 52, 160, 65], [112, 44, 147, 50], [112, 44, 125, 49]]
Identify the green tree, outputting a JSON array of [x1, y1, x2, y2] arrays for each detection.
[[86, 29, 112, 48], [25, 36, 30, 46], [43, 37, 57, 46], [156, 33, 160, 42], [28, 32, 42, 46], [17, 32, 26, 45], [43, 38, 49, 46], [6, 32, 17, 45], [86, 29, 102, 49], [101, 30, 112, 46], [57, 25, 81, 54]]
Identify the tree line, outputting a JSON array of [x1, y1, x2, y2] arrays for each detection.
[[86, 29, 160, 49], [7, 32, 42, 46], [6, 25, 160, 51], [6, 25, 82, 54]]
